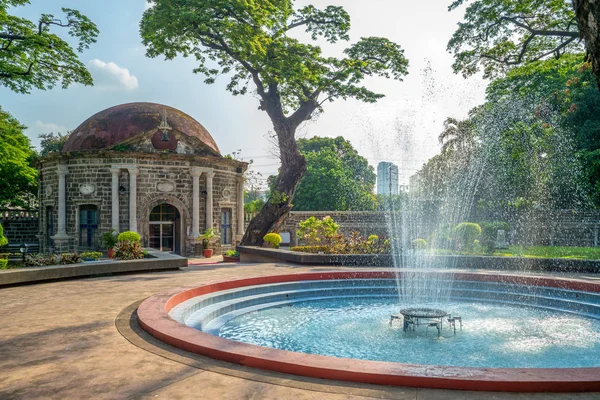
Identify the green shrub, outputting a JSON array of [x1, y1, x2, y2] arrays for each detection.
[[117, 231, 141, 243], [297, 216, 340, 247], [101, 229, 119, 248], [81, 251, 102, 260], [263, 232, 282, 248], [0, 253, 9, 259], [199, 228, 217, 247], [0, 223, 7, 247], [453, 222, 482, 251], [412, 238, 427, 249], [24, 253, 82, 267], [479, 221, 510, 253], [0, 259, 7, 269], [224, 249, 240, 257], [114, 241, 145, 260], [367, 234, 379, 242], [291, 245, 330, 253]]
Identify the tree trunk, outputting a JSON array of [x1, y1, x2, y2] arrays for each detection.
[[573, 0, 600, 89], [240, 119, 307, 246]]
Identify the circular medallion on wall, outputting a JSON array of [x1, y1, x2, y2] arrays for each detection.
[[157, 181, 175, 192], [79, 183, 95, 195], [45, 185, 52, 197], [222, 188, 232, 200]]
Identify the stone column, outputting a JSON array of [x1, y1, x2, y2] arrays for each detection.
[[237, 176, 245, 236], [53, 164, 69, 241], [190, 167, 202, 238], [205, 170, 215, 231], [111, 166, 120, 231], [128, 166, 139, 232]]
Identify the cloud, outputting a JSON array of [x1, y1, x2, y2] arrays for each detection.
[[35, 121, 68, 134], [88, 59, 139, 90], [144, 1, 154, 10]]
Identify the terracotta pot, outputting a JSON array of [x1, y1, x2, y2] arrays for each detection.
[[107, 248, 115, 259], [203, 249, 213, 258]]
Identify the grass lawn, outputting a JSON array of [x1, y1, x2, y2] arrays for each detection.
[[492, 245, 600, 260]]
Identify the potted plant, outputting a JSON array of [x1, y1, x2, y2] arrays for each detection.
[[80, 251, 102, 261], [223, 249, 240, 262], [101, 229, 119, 258], [200, 228, 217, 258]]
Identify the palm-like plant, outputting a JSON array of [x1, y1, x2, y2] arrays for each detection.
[[438, 117, 477, 154]]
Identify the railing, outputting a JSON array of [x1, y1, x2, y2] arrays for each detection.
[[0, 209, 39, 219]]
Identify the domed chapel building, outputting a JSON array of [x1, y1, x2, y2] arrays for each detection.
[[37, 102, 248, 256]]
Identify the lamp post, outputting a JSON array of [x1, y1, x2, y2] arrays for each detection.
[[19, 242, 29, 264]]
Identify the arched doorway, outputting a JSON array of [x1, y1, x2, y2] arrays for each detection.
[[149, 204, 181, 254]]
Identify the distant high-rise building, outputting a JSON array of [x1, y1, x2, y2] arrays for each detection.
[[377, 161, 399, 195]]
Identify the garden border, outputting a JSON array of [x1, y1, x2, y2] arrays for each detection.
[[237, 246, 600, 272]]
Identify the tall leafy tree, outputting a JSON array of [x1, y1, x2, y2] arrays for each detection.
[[438, 116, 477, 154], [0, 106, 36, 207], [291, 136, 376, 211], [140, 0, 409, 245], [446, 0, 600, 88], [0, 0, 99, 93]]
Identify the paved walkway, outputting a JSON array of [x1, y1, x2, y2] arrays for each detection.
[[1, 263, 599, 400]]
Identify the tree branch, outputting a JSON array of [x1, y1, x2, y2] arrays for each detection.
[[501, 16, 579, 38]]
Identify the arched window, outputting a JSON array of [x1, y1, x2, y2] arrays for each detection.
[[149, 204, 178, 252], [79, 205, 98, 249]]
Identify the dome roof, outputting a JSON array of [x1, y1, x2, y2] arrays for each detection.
[[62, 102, 220, 154]]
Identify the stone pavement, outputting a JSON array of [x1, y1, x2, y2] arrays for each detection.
[[1, 263, 599, 400]]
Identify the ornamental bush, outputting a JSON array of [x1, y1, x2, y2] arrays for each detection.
[[117, 231, 141, 243], [480, 221, 510, 253], [24, 253, 82, 267], [0, 223, 8, 247], [0, 259, 7, 269], [114, 240, 145, 260], [290, 245, 330, 253], [297, 216, 340, 247], [263, 232, 282, 248], [80, 251, 102, 260], [412, 238, 427, 249], [453, 222, 482, 251], [224, 249, 240, 257]]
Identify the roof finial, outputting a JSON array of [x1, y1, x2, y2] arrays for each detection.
[[158, 109, 172, 141]]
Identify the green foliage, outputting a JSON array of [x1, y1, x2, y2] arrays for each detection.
[[412, 238, 427, 250], [297, 216, 340, 247], [263, 232, 282, 248], [38, 131, 70, 156], [453, 222, 482, 251], [200, 228, 217, 247], [117, 231, 141, 243], [101, 230, 119, 249], [0, 106, 37, 208], [479, 221, 510, 253], [0, 258, 7, 269], [140, 1, 408, 113], [114, 241, 145, 260], [112, 144, 130, 152], [244, 199, 265, 213], [80, 251, 102, 260], [448, 0, 582, 80], [291, 245, 330, 253], [286, 136, 377, 211], [24, 252, 82, 267], [0, 1, 99, 94], [0, 223, 7, 247], [224, 249, 240, 257]]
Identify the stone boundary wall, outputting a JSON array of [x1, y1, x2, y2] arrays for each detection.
[[0, 211, 39, 248], [265, 210, 600, 247]]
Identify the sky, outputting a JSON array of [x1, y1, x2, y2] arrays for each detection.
[[2, 0, 488, 185]]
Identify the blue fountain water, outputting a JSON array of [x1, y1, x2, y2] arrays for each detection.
[[218, 297, 600, 368]]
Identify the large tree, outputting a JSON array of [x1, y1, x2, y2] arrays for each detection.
[[290, 136, 376, 211], [0, 106, 36, 207], [0, 0, 99, 93], [140, 0, 408, 245], [447, 0, 600, 89]]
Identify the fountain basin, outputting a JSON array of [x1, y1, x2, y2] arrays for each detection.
[[137, 271, 600, 392]]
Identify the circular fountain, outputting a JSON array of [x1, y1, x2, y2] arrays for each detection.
[[138, 270, 600, 392]]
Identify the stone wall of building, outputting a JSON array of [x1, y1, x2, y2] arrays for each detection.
[[38, 153, 245, 256]]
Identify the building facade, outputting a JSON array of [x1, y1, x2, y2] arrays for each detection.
[[377, 161, 399, 195], [37, 102, 247, 256]]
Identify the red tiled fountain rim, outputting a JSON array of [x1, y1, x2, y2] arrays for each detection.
[[137, 271, 600, 392]]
